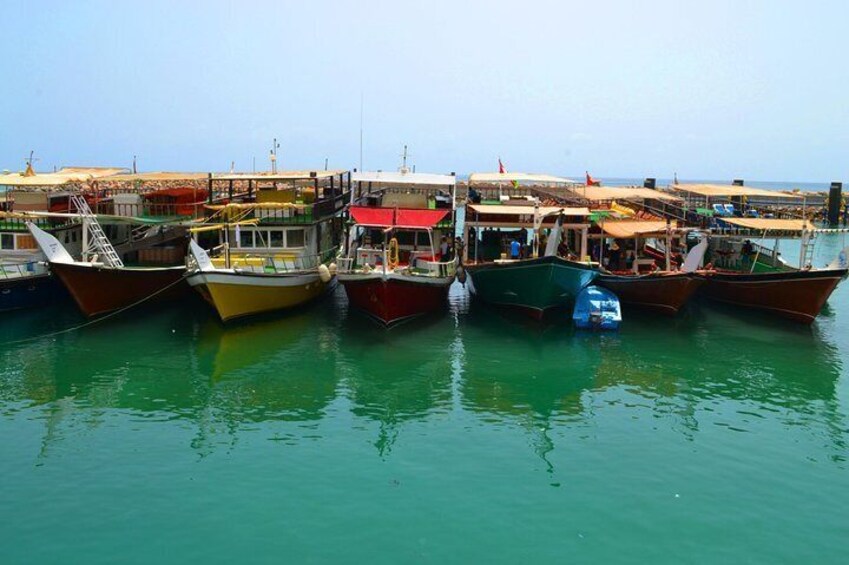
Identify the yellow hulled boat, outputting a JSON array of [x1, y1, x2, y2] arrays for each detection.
[[186, 170, 350, 322]]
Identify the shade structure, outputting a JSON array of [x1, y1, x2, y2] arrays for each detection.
[[351, 171, 455, 186], [467, 172, 575, 184], [718, 217, 811, 231], [349, 206, 450, 229], [467, 204, 591, 217], [597, 220, 673, 238], [672, 183, 802, 199], [569, 185, 683, 202]]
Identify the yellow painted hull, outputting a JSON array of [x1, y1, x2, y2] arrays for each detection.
[[192, 273, 330, 322]]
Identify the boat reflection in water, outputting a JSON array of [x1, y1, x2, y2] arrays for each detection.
[[0, 283, 844, 464], [337, 309, 455, 455]]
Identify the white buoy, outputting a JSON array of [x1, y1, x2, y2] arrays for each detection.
[[318, 264, 332, 283]]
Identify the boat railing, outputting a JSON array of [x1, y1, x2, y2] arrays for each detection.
[[0, 261, 44, 280], [204, 245, 337, 274]]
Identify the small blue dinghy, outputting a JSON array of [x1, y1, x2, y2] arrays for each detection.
[[573, 285, 622, 330]]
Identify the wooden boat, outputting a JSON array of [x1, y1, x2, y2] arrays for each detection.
[[465, 255, 597, 319], [27, 222, 188, 317], [337, 167, 457, 326], [698, 217, 849, 323], [594, 226, 709, 315], [698, 268, 846, 323], [462, 172, 597, 319], [185, 170, 350, 322], [573, 285, 621, 330]]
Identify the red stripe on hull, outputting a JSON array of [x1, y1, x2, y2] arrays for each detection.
[[700, 272, 843, 324], [341, 277, 451, 325], [50, 262, 189, 317], [596, 274, 704, 315]]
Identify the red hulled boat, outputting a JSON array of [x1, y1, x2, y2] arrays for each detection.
[[337, 170, 457, 326], [339, 272, 453, 325], [697, 268, 846, 324], [48, 261, 188, 317], [596, 271, 704, 315], [28, 222, 189, 317]]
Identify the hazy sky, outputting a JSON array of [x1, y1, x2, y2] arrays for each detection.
[[1, 0, 847, 182]]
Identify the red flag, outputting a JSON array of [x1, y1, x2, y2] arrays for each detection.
[[586, 171, 600, 187], [499, 158, 519, 188]]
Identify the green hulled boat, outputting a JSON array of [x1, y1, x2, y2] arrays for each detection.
[[465, 255, 597, 319], [461, 171, 598, 319]]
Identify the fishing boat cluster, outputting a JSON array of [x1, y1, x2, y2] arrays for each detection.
[[1, 161, 847, 331]]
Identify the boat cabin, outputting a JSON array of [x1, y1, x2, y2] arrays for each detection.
[[194, 170, 352, 273], [339, 169, 457, 276], [464, 172, 593, 265]]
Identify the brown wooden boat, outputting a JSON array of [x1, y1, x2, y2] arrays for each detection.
[[697, 268, 847, 324], [596, 272, 704, 315], [49, 261, 188, 317], [27, 222, 189, 318]]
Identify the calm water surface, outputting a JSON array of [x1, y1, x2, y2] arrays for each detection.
[[1, 235, 848, 563]]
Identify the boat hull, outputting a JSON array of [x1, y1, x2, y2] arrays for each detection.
[[698, 268, 847, 324], [50, 262, 188, 317], [188, 271, 332, 322], [465, 255, 597, 319], [596, 272, 704, 315], [0, 272, 64, 312], [340, 275, 452, 325]]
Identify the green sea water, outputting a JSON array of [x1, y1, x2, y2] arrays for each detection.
[[1, 235, 848, 564]]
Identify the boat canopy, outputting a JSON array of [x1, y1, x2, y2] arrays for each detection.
[[719, 217, 811, 231], [106, 172, 209, 182], [212, 170, 346, 181], [467, 204, 591, 217], [597, 220, 673, 238], [351, 171, 455, 186], [349, 206, 450, 229], [672, 183, 802, 199], [0, 166, 128, 187], [570, 186, 683, 202], [468, 172, 574, 184]]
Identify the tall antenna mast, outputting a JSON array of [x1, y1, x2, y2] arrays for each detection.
[[359, 93, 364, 171], [270, 137, 280, 174], [399, 145, 411, 174]]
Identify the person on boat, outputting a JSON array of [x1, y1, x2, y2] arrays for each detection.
[[440, 236, 450, 260], [608, 241, 621, 271], [510, 238, 521, 259], [741, 239, 754, 267]]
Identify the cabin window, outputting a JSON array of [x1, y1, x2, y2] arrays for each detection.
[[239, 230, 254, 248], [15, 234, 37, 250], [287, 229, 305, 248], [0, 233, 13, 250], [269, 230, 284, 248]]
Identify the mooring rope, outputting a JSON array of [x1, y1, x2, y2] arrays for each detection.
[[4, 271, 192, 346]]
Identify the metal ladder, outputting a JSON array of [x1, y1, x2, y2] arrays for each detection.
[[70, 194, 124, 268], [801, 229, 817, 268]]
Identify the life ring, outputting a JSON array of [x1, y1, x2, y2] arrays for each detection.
[[388, 237, 400, 269]]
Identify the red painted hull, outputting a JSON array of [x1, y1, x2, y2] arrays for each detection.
[[340, 276, 452, 325], [596, 272, 704, 315], [698, 268, 846, 324], [50, 262, 189, 317]]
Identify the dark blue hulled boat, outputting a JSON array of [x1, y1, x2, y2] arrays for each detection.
[[572, 285, 622, 330], [0, 262, 61, 312]]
